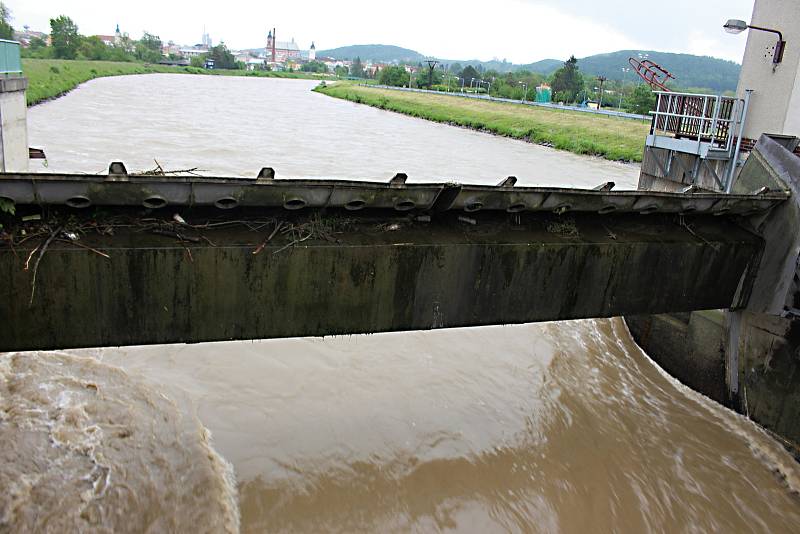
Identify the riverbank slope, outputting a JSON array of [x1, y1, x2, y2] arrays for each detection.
[[22, 59, 327, 106], [314, 83, 649, 162]]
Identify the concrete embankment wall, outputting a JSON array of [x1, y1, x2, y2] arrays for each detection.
[[626, 311, 727, 405], [629, 311, 800, 454], [630, 135, 800, 454]]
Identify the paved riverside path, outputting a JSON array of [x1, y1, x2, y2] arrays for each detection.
[[358, 84, 651, 121]]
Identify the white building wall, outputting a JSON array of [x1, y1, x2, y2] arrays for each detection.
[[736, 0, 800, 139], [784, 64, 800, 134]]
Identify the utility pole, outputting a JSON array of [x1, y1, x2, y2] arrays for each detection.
[[426, 59, 439, 89], [596, 75, 607, 109], [619, 67, 630, 109]]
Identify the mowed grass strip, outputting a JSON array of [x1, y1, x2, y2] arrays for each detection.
[[22, 59, 189, 106], [316, 83, 649, 162], [22, 59, 327, 106]]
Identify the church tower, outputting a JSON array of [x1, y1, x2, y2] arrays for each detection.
[[267, 28, 276, 62], [114, 24, 121, 46], [309, 42, 316, 61]]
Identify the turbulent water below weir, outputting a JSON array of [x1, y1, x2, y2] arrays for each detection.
[[0, 352, 239, 533], [72, 320, 800, 532], [9, 74, 800, 532]]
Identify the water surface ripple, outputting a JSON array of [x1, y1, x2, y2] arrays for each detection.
[[28, 74, 639, 187]]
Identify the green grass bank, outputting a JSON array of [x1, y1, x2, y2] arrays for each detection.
[[315, 83, 650, 162], [22, 59, 327, 106]]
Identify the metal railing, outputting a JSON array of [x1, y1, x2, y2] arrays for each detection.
[[650, 91, 744, 153], [0, 39, 21, 75], [359, 84, 650, 121]]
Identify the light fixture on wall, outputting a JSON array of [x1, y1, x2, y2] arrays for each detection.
[[724, 19, 785, 64]]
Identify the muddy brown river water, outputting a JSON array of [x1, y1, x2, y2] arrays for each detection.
[[5, 74, 800, 532]]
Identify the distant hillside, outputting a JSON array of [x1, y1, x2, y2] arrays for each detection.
[[520, 51, 740, 92], [315, 44, 740, 92], [519, 58, 563, 74], [317, 44, 425, 62], [439, 58, 517, 73]]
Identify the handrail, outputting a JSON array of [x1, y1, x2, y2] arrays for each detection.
[[652, 90, 735, 100], [649, 91, 743, 153]]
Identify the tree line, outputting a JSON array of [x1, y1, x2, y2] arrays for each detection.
[[374, 55, 656, 114], [13, 8, 239, 69]]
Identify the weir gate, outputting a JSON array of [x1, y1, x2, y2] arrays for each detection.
[[0, 146, 793, 352]]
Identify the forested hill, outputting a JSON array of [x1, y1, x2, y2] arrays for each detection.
[[317, 44, 741, 92], [316, 45, 425, 63], [523, 50, 741, 92]]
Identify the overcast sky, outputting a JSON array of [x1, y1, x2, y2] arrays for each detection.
[[10, 0, 754, 63]]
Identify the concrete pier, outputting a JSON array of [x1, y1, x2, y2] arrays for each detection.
[[626, 311, 727, 404], [0, 76, 28, 172], [631, 135, 800, 452]]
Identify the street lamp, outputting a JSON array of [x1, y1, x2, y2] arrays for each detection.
[[596, 75, 607, 109], [724, 19, 785, 64], [518, 81, 528, 102], [619, 67, 630, 109], [470, 77, 476, 91], [636, 53, 648, 84], [425, 59, 439, 89]]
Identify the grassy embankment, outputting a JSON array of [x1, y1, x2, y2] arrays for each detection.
[[22, 58, 327, 106], [315, 83, 650, 162]]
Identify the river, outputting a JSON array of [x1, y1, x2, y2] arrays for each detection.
[[8, 74, 800, 532], [27, 74, 637, 187]]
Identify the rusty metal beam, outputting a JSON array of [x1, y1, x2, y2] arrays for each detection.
[[0, 167, 788, 216]]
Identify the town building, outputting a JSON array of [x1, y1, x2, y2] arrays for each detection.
[[162, 41, 182, 57], [94, 25, 119, 47], [245, 58, 265, 71], [366, 63, 388, 78], [179, 46, 209, 58], [95, 34, 115, 46], [266, 29, 302, 64], [13, 26, 49, 47], [201, 29, 212, 48]]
